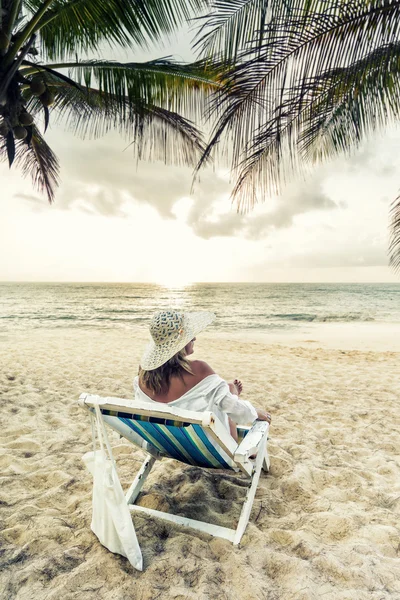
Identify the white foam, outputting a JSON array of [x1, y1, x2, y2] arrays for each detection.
[[207, 321, 400, 352]]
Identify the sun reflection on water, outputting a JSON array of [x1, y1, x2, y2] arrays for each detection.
[[155, 277, 193, 289]]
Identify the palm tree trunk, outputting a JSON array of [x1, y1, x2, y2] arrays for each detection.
[[3, 0, 55, 66], [0, 34, 36, 104], [3, 0, 22, 39]]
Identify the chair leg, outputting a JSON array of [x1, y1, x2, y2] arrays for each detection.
[[262, 447, 270, 473], [233, 431, 268, 545], [125, 454, 156, 504]]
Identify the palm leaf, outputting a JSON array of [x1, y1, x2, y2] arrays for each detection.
[[297, 43, 400, 161], [21, 65, 209, 167], [21, 58, 84, 91], [0, 124, 60, 202], [45, 58, 222, 121], [22, 0, 208, 61], [5, 130, 16, 166], [196, 1, 400, 267], [18, 125, 60, 203], [231, 40, 400, 208], [2, 1, 219, 204], [194, 0, 334, 62], [198, 1, 400, 203], [194, 0, 270, 62]]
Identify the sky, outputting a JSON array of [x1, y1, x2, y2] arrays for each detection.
[[1, 28, 400, 285]]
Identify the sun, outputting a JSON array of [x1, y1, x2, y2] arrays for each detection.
[[155, 275, 193, 289]]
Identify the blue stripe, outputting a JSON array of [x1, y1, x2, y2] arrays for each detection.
[[120, 417, 156, 448], [238, 427, 249, 437], [120, 417, 231, 469], [143, 422, 187, 462], [192, 425, 231, 469], [122, 418, 186, 461], [175, 427, 215, 468]]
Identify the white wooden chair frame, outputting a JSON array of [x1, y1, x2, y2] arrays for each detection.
[[79, 393, 270, 545]]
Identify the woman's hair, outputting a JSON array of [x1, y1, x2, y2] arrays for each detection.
[[139, 348, 193, 396]]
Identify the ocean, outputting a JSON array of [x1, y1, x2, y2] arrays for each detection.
[[0, 282, 399, 336]]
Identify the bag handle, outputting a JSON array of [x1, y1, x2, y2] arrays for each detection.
[[93, 400, 118, 472], [90, 411, 97, 453]]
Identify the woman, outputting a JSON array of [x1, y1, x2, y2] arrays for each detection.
[[135, 310, 271, 444]]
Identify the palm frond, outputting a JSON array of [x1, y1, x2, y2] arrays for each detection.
[[0, 124, 60, 202], [231, 40, 400, 208], [194, 0, 270, 62], [22, 0, 207, 61], [48, 58, 221, 121], [21, 65, 209, 167], [21, 58, 84, 91], [198, 0, 400, 207], [19, 57, 222, 125], [298, 43, 400, 161], [194, 0, 338, 62]]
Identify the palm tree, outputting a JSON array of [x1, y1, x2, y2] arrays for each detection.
[[196, 0, 400, 270], [0, 0, 219, 202]]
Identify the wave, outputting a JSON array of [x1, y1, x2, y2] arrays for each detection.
[[0, 314, 144, 322], [100, 309, 139, 314], [0, 315, 89, 321], [1, 311, 375, 325], [270, 313, 374, 322]]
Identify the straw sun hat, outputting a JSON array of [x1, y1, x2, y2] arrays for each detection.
[[140, 310, 215, 371]]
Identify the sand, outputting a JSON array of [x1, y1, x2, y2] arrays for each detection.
[[1, 327, 399, 600]]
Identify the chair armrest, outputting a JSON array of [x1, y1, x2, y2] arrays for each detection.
[[78, 392, 90, 409], [234, 421, 269, 465]]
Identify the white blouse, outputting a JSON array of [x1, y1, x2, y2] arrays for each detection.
[[133, 374, 258, 432]]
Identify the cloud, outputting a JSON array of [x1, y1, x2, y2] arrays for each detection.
[[187, 177, 337, 240], [185, 130, 400, 242], [28, 125, 399, 250], [48, 135, 340, 242], [14, 193, 43, 204], [335, 128, 400, 177], [57, 183, 130, 217], [40, 131, 199, 217], [40, 129, 338, 235], [14, 193, 50, 213], [14, 186, 129, 217], [36, 130, 233, 220]]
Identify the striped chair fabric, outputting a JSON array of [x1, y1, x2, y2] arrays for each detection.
[[98, 407, 248, 470]]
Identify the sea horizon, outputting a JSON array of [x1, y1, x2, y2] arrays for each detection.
[[0, 280, 399, 285], [1, 281, 399, 351]]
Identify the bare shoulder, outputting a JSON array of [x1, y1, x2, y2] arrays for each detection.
[[189, 360, 215, 378]]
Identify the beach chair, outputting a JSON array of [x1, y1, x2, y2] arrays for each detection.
[[79, 393, 270, 545]]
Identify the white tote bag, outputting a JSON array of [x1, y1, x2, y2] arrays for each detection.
[[82, 402, 143, 570]]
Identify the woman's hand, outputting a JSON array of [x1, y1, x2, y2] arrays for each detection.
[[256, 409, 271, 423]]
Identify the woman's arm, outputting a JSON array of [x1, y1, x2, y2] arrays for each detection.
[[228, 380, 271, 424], [216, 390, 258, 425], [197, 364, 272, 425]]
